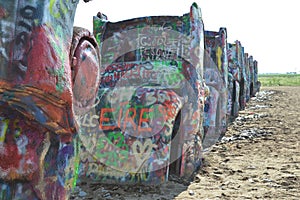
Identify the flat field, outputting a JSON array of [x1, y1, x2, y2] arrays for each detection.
[[259, 74, 300, 86]]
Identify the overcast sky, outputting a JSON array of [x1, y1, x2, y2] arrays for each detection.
[[74, 0, 300, 74]]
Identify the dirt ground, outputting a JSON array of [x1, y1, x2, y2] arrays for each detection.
[[71, 86, 300, 200]]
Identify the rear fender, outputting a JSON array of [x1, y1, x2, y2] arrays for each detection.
[[0, 1, 82, 199], [77, 87, 184, 184]]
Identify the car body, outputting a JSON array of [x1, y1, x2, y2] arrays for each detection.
[[243, 52, 252, 102], [75, 2, 206, 184], [227, 41, 241, 119], [203, 28, 228, 148], [253, 60, 261, 95], [235, 41, 248, 110], [0, 1, 101, 199], [248, 55, 261, 96]]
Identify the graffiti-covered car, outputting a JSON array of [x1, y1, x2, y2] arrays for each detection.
[[227, 41, 241, 119], [74, 2, 206, 184], [235, 40, 247, 111], [203, 28, 228, 148], [248, 55, 261, 97], [0, 0, 100, 199], [253, 60, 261, 95], [243, 52, 251, 103]]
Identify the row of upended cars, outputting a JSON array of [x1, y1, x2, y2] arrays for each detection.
[[86, 2, 261, 184], [203, 29, 260, 149], [0, 1, 260, 199]]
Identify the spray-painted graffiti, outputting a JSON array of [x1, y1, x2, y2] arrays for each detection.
[[227, 42, 241, 118], [233, 41, 247, 111], [202, 68, 222, 148], [246, 55, 260, 97], [1, 0, 262, 199], [227, 40, 261, 121], [203, 28, 228, 148], [253, 60, 260, 95], [73, 2, 205, 185], [204, 28, 228, 87], [0, 0, 102, 199], [100, 62, 185, 88], [240, 46, 249, 108]]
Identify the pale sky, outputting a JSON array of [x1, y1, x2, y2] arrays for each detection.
[[74, 0, 300, 74]]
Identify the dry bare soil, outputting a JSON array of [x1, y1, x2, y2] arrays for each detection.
[[71, 86, 300, 200]]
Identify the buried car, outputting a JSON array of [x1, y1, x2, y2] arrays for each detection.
[[74, 2, 206, 184], [203, 28, 228, 148], [227, 41, 242, 119], [0, 0, 100, 199]]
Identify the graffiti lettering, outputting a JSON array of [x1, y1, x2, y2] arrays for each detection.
[[0, 118, 9, 143], [138, 32, 191, 61], [77, 112, 99, 128], [16, 6, 37, 44], [101, 62, 184, 88], [138, 108, 153, 132], [0, 118, 23, 143], [138, 33, 185, 50], [132, 139, 156, 171], [123, 108, 137, 130], [99, 108, 116, 130], [139, 35, 169, 47], [128, 170, 150, 182], [95, 132, 129, 167], [0, 20, 10, 61], [141, 48, 175, 61], [104, 63, 137, 74], [49, 0, 69, 19], [13, 4, 38, 71], [99, 107, 153, 133]]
